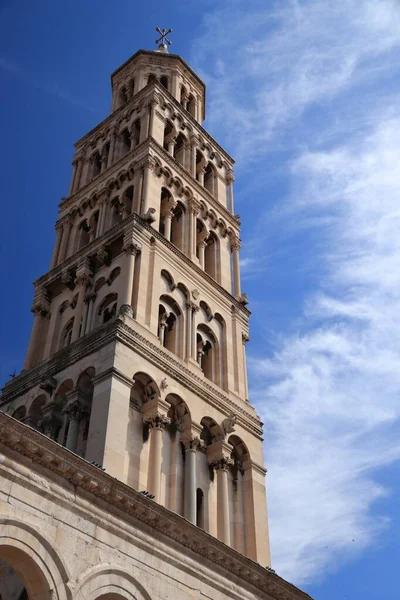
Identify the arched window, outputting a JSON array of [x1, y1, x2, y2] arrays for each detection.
[[89, 210, 100, 239], [204, 231, 220, 281], [102, 141, 110, 167], [174, 133, 186, 167], [110, 197, 122, 227], [60, 318, 74, 349], [28, 394, 47, 429], [11, 406, 26, 422], [91, 151, 102, 179], [188, 94, 196, 117], [147, 73, 157, 85], [163, 120, 175, 152], [158, 296, 182, 357], [180, 85, 188, 107], [197, 325, 220, 385], [98, 293, 118, 325], [121, 185, 134, 217], [160, 75, 169, 90], [159, 187, 173, 237], [196, 488, 204, 528], [118, 86, 128, 108], [120, 128, 131, 155], [131, 119, 141, 147], [170, 202, 185, 251], [204, 163, 216, 196], [77, 219, 91, 250]]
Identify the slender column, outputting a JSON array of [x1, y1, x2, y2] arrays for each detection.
[[188, 198, 200, 259], [107, 129, 117, 167], [97, 191, 110, 236], [234, 470, 245, 553], [71, 268, 92, 342], [197, 167, 205, 186], [242, 333, 250, 401], [167, 136, 176, 156], [226, 170, 235, 213], [198, 241, 206, 270], [132, 169, 142, 213], [185, 302, 192, 360], [58, 219, 73, 264], [163, 209, 174, 241], [190, 136, 198, 178], [24, 301, 49, 369], [183, 438, 200, 524], [64, 400, 82, 453], [169, 430, 180, 512], [84, 292, 96, 334], [141, 156, 155, 214], [120, 241, 141, 313], [231, 237, 242, 298], [146, 416, 168, 501], [214, 460, 232, 545], [50, 225, 63, 268], [191, 304, 199, 359], [140, 106, 150, 143], [68, 160, 78, 196]]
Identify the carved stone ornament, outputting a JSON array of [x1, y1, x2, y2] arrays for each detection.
[[39, 376, 57, 395], [210, 457, 234, 471], [192, 288, 200, 300], [61, 270, 74, 288], [160, 377, 168, 391], [119, 304, 133, 318], [221, 413, 237, 437], [96, 247, 110, 265], [122, 241, 141, 256], [139, 207, 156, 224], [144, 414, 170, 430]]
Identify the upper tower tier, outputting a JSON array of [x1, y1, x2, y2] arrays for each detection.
[[111, 49, 206, 123]]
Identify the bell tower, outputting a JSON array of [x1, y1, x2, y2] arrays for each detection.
[[0, 34, 271, 566]]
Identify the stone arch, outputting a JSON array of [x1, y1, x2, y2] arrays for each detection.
[[27, 394, 47, 429], [97, 293, 118, 326], [74, 565, 151, 600], [131, 372, 160, 409], [11, 406, 26, 421], [200, 416, 224, 446], [158, 294, 183, 358], [0, 518, 71, 600]]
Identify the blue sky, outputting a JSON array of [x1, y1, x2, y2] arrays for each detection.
[[1, 0, 400, 598]]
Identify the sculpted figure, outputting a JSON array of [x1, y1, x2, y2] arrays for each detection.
[[221, 413, 237, 437]]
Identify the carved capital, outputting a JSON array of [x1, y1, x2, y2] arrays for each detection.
[[210, 457, 234, 471], [122, 241, 141, 256], [96, 247, 110, 265], [188, 198, 201, 215], [182, 436, 201, 452], [75, 272, 92, 287], [226, 169, 235, 184], [144, 414, 170, 430], [230, 236, 241, 251]]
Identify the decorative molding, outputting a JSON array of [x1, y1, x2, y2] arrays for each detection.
[[0, 412, 312, 600]]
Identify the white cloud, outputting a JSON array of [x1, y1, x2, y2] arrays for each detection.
[[193, 0, 400, 586]]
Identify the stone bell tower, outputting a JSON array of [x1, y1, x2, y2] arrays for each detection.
[[0, 34, 270, 566]]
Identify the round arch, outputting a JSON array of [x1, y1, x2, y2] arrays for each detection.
[[74, 565, 151, 600], [0, 518, 71, 600]]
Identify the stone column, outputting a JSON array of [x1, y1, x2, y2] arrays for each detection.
[[190, 135, 198, 178], [69, 160, 78, 196], [226, 170, 235, 213], [71, 157, 84, 194], [141, 156, 155, 214], [120, 239, 141, 314], [145, 415, 169, 501], [214, 459, 232, 545], [231, 237, 241, 298], [198, 240, 207, 270], [162, 206, 175, 242], [58, 218, 73, 264], [167, 136, 176, 157], [71, 266, 92, 342], [107, 129, 118, 168], [233, 469, 245, 553], [84, 292, 97, 334], [132, 169, 142, 213], [50, 225, 63, 268], [188, 198, 200, 260], [183, 438, 200, 524], [24, 297, 49, 369], [197, 167, 205, 186], [191, 304, 199, 360], [242, 333, 250, 401], [185, 302, 192, 360], [64, 397, 84, 453]]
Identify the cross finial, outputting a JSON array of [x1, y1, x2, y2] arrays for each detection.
[[155, 27, 172, 53]]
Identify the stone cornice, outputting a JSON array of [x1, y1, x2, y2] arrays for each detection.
[[0, 318, 260, 438], [0, 412, 313, 600]]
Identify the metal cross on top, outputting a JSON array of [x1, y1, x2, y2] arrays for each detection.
[[155, 27, 172, 48]]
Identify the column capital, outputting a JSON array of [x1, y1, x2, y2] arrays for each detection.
[[188, 197, 201, 215], [186, 301, 199, 313], [144, 414, 170, 430], [122, 241, 141, 256], [230, 235, 241, 251], [182, 436, 201, 452], [226, 169, 235, 184], [210, 457, 234, 471], [75, 271, 92, 287]]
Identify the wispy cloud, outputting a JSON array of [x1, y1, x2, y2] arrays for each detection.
[[0, 57, 95, 112], [193, 0, 400, 585]]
